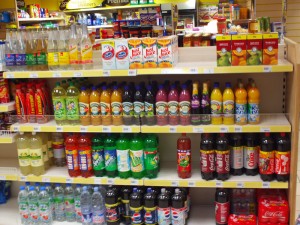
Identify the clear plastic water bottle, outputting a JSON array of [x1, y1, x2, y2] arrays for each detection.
[[81, 186, 92, 225], [74, 184, 82, 223], [28, 186, 39, 225], [5, 29, 16, 71], [25, 182, 31, 192], [35, 182, 40, 193], [98, 186, 107, 200], [16, 29, 26, 71], [54, 183, 65, 221], [45, 183, 55, 219], [38, 186, 53, 225], [92, 187, 106, 225], [65, 183, 76, 222], [18, 186, 29, 225]]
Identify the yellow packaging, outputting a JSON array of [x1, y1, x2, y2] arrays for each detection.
[[142, 37, 157, 68], [128, 38, 143, 69]]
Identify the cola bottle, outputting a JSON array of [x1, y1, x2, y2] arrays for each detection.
[[259, 132, 275, 181], [275, 133, 290, 182], [230, 133, 243, 176], [215, 188, 230, 225], [171, 189, 185, 225], [144, 188, 158, 225], [244, 133, 258, 176], [130, 188, 144, 225], [200, 133, 215, 180], [157, 188, 171, 225], [121, 186, 132, 225], [105, 187, 120, 225], [216, 133, 230, 181]]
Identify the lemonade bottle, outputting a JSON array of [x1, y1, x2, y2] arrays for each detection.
[[235, 83, 247, 125], [211, 82, 222, 125], [29, 132, 45, 176], [16, 132, 31, 175], [66, 82, 80, 125], [79, 86, 91, 126], [100, 85, 112, 126], [52, 82, 67, 126], [223, 82, 234, 125], [111, 85, 123, 126], [90, 85, 101, 126], [248, 82, 260, 124], [40, 133, 50, 170]]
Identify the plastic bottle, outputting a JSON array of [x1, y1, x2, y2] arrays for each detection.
[[130, 134, 145, 179], [28, 186, 39, 225], [92, 187, 106, 225], [81, 24, 93, 70], [52, 133, 66, 167], [29, 132, 45, 176], [36, 28, 48, 71], [18, 186, 29, 225], [91, 135, 105, 177], [216, 133, 230, 181], [78, 134, 94, 178], [74, 184, 82, 222], [5, 29, 16, 71], [52, 82, 67, 125], [130, 188, 144, 225], [223, 82, 234, 125], [259, 132, 275, 181], [157, 188, 171, 225], [215, 188, 229, 225], [54, 183, 65, 221], [81, 186, 93, 225], [177, 133, 191, 179], [134, 85, 145, 125], [121, 186, 131, 225], [66, 82, 80, 125], [191, 81, 201, 125], [45, 183, 54, 219], [116, 134, 131, 179], [40, 133, 50, 171], [79, 86, 91, 126], [26, 29, 37, 71], [211, 82, 222, 125], [65, 133, 80, 177], [144, 134, 159, 179], [69, 25, 81, 70], [47, 28, 59, 70], [16, 132, 31, 175], [200, 133, 215, 180], [58, 27, 70, 70], [100, 85, 112, 126], [25, 182, 31, 192], [244, 133, 258, 176], [145, 85, 156, 126], [247, 82, 260, 124], [38, 186, 52, 225], [64, 183, 76, 222], [111, 85, 123, 125], [122, 85, 134, 125], [104, 134, 118, 177], [106, 188, 120, 225], [230, 133, 243, 176], [235, 83, 247, 125], [90, 85, 101, 126], [171, 188, 185, 225], [144, 188, 158, 225], [34, 182, 40, 193], [275, 133, 290, 182], [16, 29, 26, 71], [179, 84, 191, 125], [168, 84, 179, 125], [156, 84, 168, 126]]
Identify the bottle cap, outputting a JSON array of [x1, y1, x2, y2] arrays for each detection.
[[25, 182, 30, 186], [35, 182, 40, 186], [40, 186, 46, 191], [147, 188, 152, 193], [136, 85, 140, 90], [124, 85, 129, 91], [102, 85, 107, 90], [181, 84, 187, 89], [225, 82, 231, 88], [94, 187, 99, 192], [214, 82, 219, 88], [158, 84, 164, 90], [55, 183, 61, 187], [113, 85, 118, 90], [81, 86, 86, 91], [147, 85, 152, 91], [29, 186, 35, 191], [92, 85, 97, 91], [66, 183, 71, 187], [19, 186, 25, 191], [83, 186, 87, 191], [69, 82, 74, 86]]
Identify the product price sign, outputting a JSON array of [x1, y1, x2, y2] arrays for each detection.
[[204, 68, 214, 74], [220, 126, 229, 133], [0, 176, 6, 180], [236, 182, 244, 188], [52, 72, 62, 78], [103, 126, 111, 132], [33, 126, 41, 132], [128, 69, 137, 76], [56, 126, 64, 132], [74, 72, 83, 77], [171, 181, 179, 187], [260, 127, 271, 132], [169, 126, 177, 133], [29, 73, 38, 78], [263, 66, 272, 73], [216, 181, 223, 187], [94, 178, 102, 184], [234, 126, 242, 132], [193, 127, 204, 133], [107, 178, 115, 185], [12, 126, 20, 132], [20, 176, 27, 182], [122, 126, 132, 133], [103, 70, 110, 77], [80, 126, 88, 132], [188, 181, 196, 187], [5, 73, 14, 78], [189, 68, 198, 74], [66, 178, 74, 183], [262, 182, 270, 188], [130, 179, 139, 185], [42, 177, 50, 182]]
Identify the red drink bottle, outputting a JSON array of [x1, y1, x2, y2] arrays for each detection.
[[168, 84, 179, 125], [156, 84, 168, 126], [65, 133, 80, 177], [78, 133, 94, 178], [177, 133, 191, 179], [179, 84, 191, 125]]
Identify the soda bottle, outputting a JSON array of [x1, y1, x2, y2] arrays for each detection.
[[58, 27, 70, 70], [28, 186, 39, 225], [18, 186, 29, 225], [122, 85, 134, 125], [275, 133, 290, 182], [168, 84, 179, 125], [52, 82, 67, 126], [200, 133, 215, 180], [25, 29, 37, 71], [54, 183, 65, 221], [100, 85, 112, 126], [111, 85, 123, 125], [244, 133, 258, 176], [157, 188, 171, 225], [223, 82, 234, 125], [230, 133, 243, 176], [259, 132, 275, 181], [121, 186, 132, 225], [74, 184, 82, 222], [16, 132, 31, 175], [52, 133, 66, 167], [216, 133, 230, 181], [66, 82, 80, 125], [247, 82, 260, 124], [79, 86, 91, 126], [130, 134, 145, 179], [69, 24, 81, 70], [235, 83, 247, 125], [92, 187, 106, 225], [81, 186, 93, 225], [144, 134, 159, 178], [177, 133, 191, 179], [200, 82, 211, 125], [215, 188, 229, 225], [191, 81, 201, 125], [130, 188, 144, 225], [16, 29, 26, 71], [36, 28, 48, 71], [92, 135, 105, 177], [144, 188, 158, 225], [156, 84, 168, 126], [47, 28, 59, 70], [106, 188, 120, 225], [104, 134, 118, 177], [78, 134, 94, 178], [65, 133, 80, 177], [180, 188, 190, 219], [211, 82, 222, 125], [80, 24, 93, 70], [116, 134, 131, 179], [171, 188, 185, 225], [38, 186, 52, 225], [134, 85, 145, 125], [40, 133, 50, 171], [29, 132, 45, 176], [64, 183, 75, 222], [145, 85, 156, 126], [90, 85, 101, 126], [179, 84, 191, 125]]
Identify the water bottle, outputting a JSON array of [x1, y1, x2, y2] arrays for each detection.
[[54, 183, 65, 221], [25, 182, 31, 192], [98, 185, 107, 200], [92, 187, 106, 225], [65, 183, 76, 222], [45, 183, 54, 218], [38, 186, 53, 225], [75, 184, 82, 222], [18, 186, 29, 225], [81, 186, 93, 225], [28, 186, 39, 225], [35, 182, 41, 193]]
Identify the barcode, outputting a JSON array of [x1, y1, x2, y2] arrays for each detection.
[[74, 72, 83, 77], [29, 73, 38, 78], [56, 126, 63, 132], [103, 127, 111, 132], [128, 69, 136, 76], [52, 72, 61, 77], [103, 70, 110, 77], [263, 66, 272, 72], [189, 68, 198, 74], [80, 127, 87, 132], [6, 73, 14, 78], [169, 126, 177, 132]]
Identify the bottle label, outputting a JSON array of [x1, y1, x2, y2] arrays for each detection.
[[92, 149, 105, 171], [191, 99, 200, 108], [37, 52, 47, 65], [230, 146, 243, 169], [90, 102, 100, 115], [66, 97, 80, 120], [39, 202, 51, 222], [111, 101, 122, 116], [275, 151, 290, 175], [215, 201, 229, 225], [30, 148, 44, 167], [59, 52, 70, 65], [69, 45, 79, 64], [171, 207, 185, 225], [235, 103, 247, 123], [5, 54, 16, 66], [248, 103, 259, 122], [81, 45, 93, 63], [65, 197, 75, 218], [104, 149, 117, 171], [259, 150, 275, 174], [79, 102, 89, 116], [117, 149, 130, 172], [145, 102, 154, 116], [216, 150, 230, 174], [53, 97, 67, 120], [157, 207, 171, 225], [144, 149, 159, 170], [53, 146, 65, 159], [100, 102, 110, 116], [168, 101, 179, 116], [47, 52, 59, 66], [144, 207, 158, 224], [19, 202, 29, 220], [18, 148, 30, 167], [200, 150, 215, 173], [211, 100, 222, 115], [75, 198, 82, 218], [177, 149, 191, 173], [130, 206, 144, 224], [179, 101, 190, 115], [223, 100, 234, 116], [26, 53, 37, 66], [16, 54, 26, 66], [82, 212, 93, 224], [105, 204, 119, 222], [122, 102, 133, 116], [29, 202, 39, 222], [66, 149, 79, 171], [243, 146, 258, 169], [156, 101, 168, 116], [134, 101, 145, 117], [92, 210, 105, 224], [79, 149, 93, 171], [130, 150, 144, 172]]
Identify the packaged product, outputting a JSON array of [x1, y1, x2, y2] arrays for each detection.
[[142, 37, 157, 68], [216, 35, 231, 67], [128, 38, 143, 69], [262, 32, 278, 65], [102, 40, 116, 70], [247, 34, 263, 66], [231, 34, 247, 66], [115, 39, 129, 70]]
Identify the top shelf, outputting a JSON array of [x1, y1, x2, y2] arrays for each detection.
[[18, 17, 65, 23]]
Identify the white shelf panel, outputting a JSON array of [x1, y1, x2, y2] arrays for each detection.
[[18, 17, 64, 22], [88, 25, 113, 29]]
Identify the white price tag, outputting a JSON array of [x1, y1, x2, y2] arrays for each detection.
[[42, 177, 50, 182], [107, 178, 114, 185], [13, 126, 20, 132], [123, 126, 132, 133], [260, 127, 271, 132], [263, 66, 272, 73], [128, 69, 137, 76], [189, 68, 198, 74], [103, 126, 111, 132], [216, 181, 223, 187], [169, 126, 177, 133], [94, 178, 101, 184], [193, 127, 204, 133], [33, 126, 41, 132], [161, 69, 170, 74], [103, 70, 110, 77], [29, 73, 38, 78], [56, 126, 63, 132], [204, 68, 214, 74], [80, 126, 88, 132], [74, 72, 83, 77], [0, 176, 6, 180], [171, 181, 179, 187], [262, 182, 270, 188], [188, 181, 196, 187], [52, 72, 62, 77], [236, 182, 244, 188], [130, 180, 139, 185], [20, 176, 27, 182], [6, 73, 14, 78], [66, 178, 73, 183], [220, 127, 229, 133], [234, 126, 242, 132]]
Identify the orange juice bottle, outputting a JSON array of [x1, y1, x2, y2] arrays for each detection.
[[246, 78, 254, 92], [111, 85, 123, 126], [235, 83, 247, 125], [223, 82, 234, 125], [248, 82, 260, 124], [79, 86, 91, 126], [210, 82, 222, 125], [90, 85, 101, 126], [100, 85, 112, 125]]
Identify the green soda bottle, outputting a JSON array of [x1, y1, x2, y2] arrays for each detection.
[[92, 135, 105, 177], [129, 133, 144, 179], [144, 134, 159, 178], [66, 82, 80, 125], [52, 82, 67, 125], [104, 134, 118, 177], [116, 134, 131, 179]]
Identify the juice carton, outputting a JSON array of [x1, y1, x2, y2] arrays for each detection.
[[157, 36, 174, 68], [102, 40, 116, 70], [142, 37, 157, 68], [128, 38, 143, 69], [231, 34, 247, 66], [247, 34, 263, 66], [216, 35, 231, 67], [115, 39, 129, 70], [263, 32, 279, 65]]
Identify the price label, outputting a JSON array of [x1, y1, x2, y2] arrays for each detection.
[[161, 69, 171, 74], [169, 126, 177, 133], [189, 68, 198, 74], [216, 181, 223, 187], [13, 126, 20, 132], [263, 66, 272, 73], [66, 178, 73, 183], [20, 176, 27, 182], [188, 181, 196, 187], [123, 126, 132, 133], [130, 179, 139, 185], [103, 70, 110, 77], [107, 178, 114, 185], [260, 127, 271, 132], [29, 73, 38, 78], [262, 182, 270, 188], [80, 126, 88, 132], [171, 181, 179, 187], [94, 178, 101, 184], [193, 127, 204, 133], [52, 72, 62, 77], [56, 126, 63, 132], [204, 68, 214, 74], [234, 126, 242, 132], [128, 69, 137, 76], [5, 73, 14, 78], [220, 127, 228, 133], [236, 182, 244, 188], [42, 177, 50, 182], [33, 126, 41, 132], [0, 176, 6, 180], [74, 72, 83, 77], [103, 127, 111, 132]]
